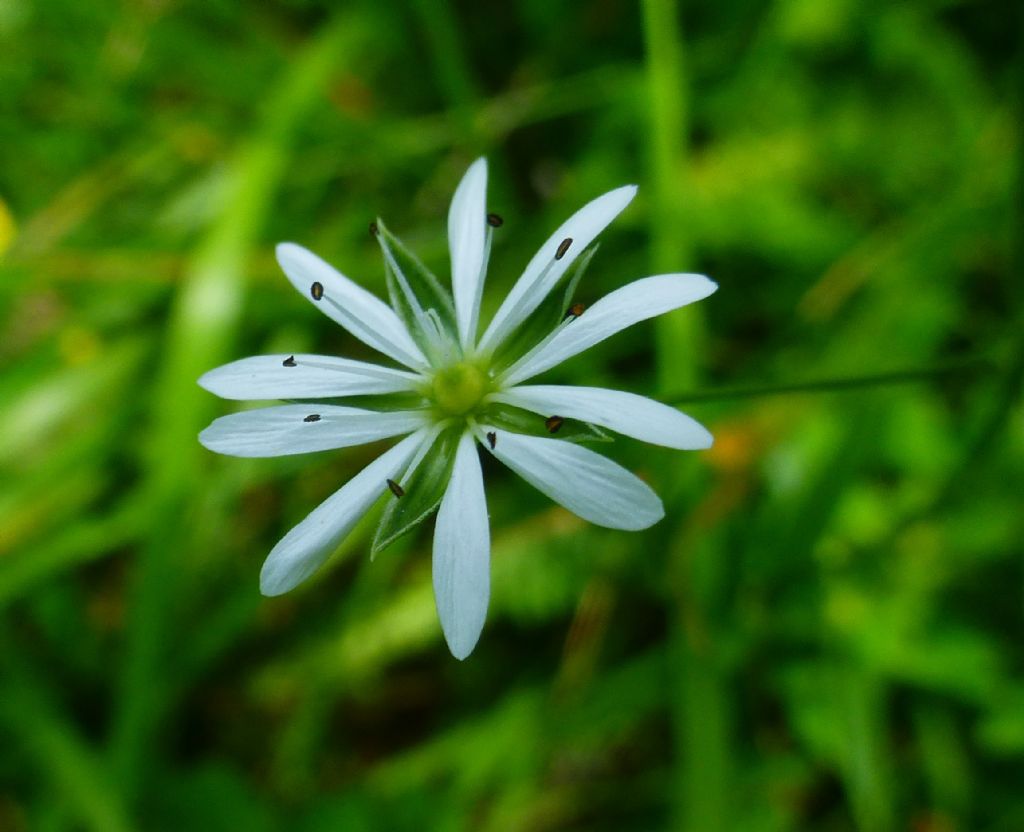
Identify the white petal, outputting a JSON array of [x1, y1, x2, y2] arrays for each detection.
[[502, 273, 717, 386], [477, 427, 663, 530], [477, 185, 637, 354], [199, 354, 422, 401], [432, 432, 490, 660], [276, 243, 427, 370], [199, 404, 427, 458], [492, 385, 713, 450], [448, 158, 488, 348], [260, 430, 427, 595]]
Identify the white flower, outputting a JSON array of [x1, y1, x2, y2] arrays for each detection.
[[198, 158, 717, 659]]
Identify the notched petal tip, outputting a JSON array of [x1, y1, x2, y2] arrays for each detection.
[[690, 274, 718, 298], [604, 183, 638, 213], [274, 241, 301, 265], [466, 156, 488, 175], [258, 570, 287, 597], [440, 608, 486, 659], [196, 370, 216, 394], [258, 528, 310, 595], [589, 183, 634, 225], [447, 638, 477, 661], [197, 424, 218, 451], [259, 553, 302, 597], [634, 498, 666, 530]]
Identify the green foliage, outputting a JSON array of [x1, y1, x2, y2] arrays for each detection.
[[375, 219, 459, 361], [0, 0, 1021, 830]]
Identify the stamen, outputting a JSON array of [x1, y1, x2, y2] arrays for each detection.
[[310, 281, 324, 301], [563, 302, 586, 320], [486, 431, 497, 449], [545, 415, 564, 434], [486, 212, 503, 228], [423, 309, 456, 365], [387, 478, 405, 498], [555, 237, 573, 260], [282, 355, 297, 367], [303, 414, 321, 422]]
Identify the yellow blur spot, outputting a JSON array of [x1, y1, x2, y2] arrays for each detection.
[[0, 197, 16, 256], [705, 422, 755, 473], [59, 326, 102, 366]]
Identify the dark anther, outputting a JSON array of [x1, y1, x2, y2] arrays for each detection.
[[303, 414, 321, 423], [486, 212, 503, 228], [486, 431, 497, 450], [387, 478, 405, 498], [310, 281, 324, 301], [545, 415, 564, 434], [369, 221, 379, 237], [563, 302, 586, 320], [555, 237, 573, 260], [282, 355, 297, 367]]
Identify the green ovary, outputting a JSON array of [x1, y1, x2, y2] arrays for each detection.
[[431, 362, 490, 417]]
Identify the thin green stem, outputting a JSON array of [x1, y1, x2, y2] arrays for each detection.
[[642, 0, 700, 394], [643, 8, 732, 829], [641, 0, 689, 270], [662, 357, 995, 406]]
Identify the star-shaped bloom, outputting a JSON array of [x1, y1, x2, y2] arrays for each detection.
[[199, 158, 716, 659]]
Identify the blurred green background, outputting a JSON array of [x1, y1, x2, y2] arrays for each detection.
[[1, 0, 1022, 830]]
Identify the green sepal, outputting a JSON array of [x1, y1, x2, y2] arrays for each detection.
[[490, 243, 599, 373], [559, 242, 596, 314], [480, 401, 612, 445], [375, 219, 458, 358], [371, 424, 460, 557]]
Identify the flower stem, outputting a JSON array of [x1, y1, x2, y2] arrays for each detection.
[[643, 8, 734, 830], [662, 357, 995, 406], [642, 0, 701, 395]]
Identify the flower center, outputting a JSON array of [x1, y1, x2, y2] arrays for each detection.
[[431, 362, 489, 417]]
